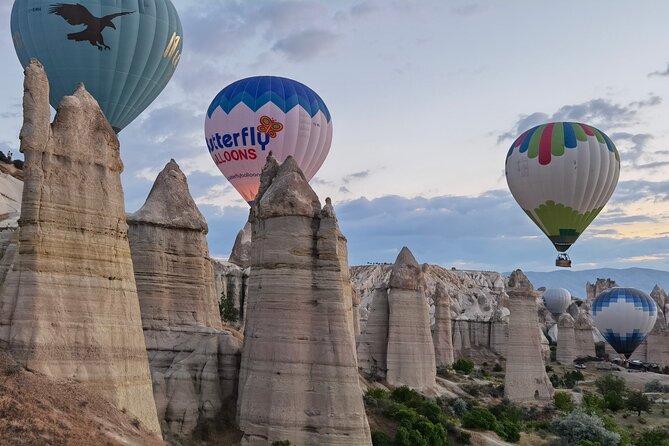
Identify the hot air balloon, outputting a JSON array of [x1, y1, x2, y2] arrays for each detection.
[[205, 76, 333, 204], [11, 0, 183, 132], [543, 288, 572, 315], [505, 122, 620, 267], [592, 287, 657, 359]]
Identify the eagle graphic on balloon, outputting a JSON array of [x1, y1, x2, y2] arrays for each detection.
[[48, 3, 134, 51]]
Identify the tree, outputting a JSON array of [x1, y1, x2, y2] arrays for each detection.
[[219, 294, 239, 323], [626, 391, 652, 416], [550, 410, 620, 446], [462, 408, 498, 431], [635, 428, 669, 446], [595, 374, 626, 395], [453, 358, 474, 374], [604, 391, 625, 412], [554, 392, 575, 412]]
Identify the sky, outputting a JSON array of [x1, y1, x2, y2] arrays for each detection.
[[2, 0, 669, 272]]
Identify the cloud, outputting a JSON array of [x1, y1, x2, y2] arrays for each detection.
[[648, 64, 669, 77], [343, 170, 371, 184], [499, 96, 662, 143], [272, 29, 338, 61]]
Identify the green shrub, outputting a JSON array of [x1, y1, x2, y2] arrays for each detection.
[[462, 384, 480, 397], [635, 428, 669, 446], [453, 358, 475, 374], [371, 431, 392, 446], [462, 407, 498, 431], [456, 429, 471, 444], [581, 392, 606, 415], [437, 365, 452, 378], [271, 442, 291, 446], [595, 374, 626, 396], [391, 386, 422, 405], [493, 363, 503, 372], [603, 391, 625, 412], [549, 410, 620, 446], [450, 398, 468, 417], [576, 441, 600, 446], [366, 388, 389, 400], [645, 379, 669, 393], [219, 295, 239, 322], [626, 390, 652, 416], [554, 392, 575, 412], [496, 418, 520, 442], [489, 401, 524, 424]]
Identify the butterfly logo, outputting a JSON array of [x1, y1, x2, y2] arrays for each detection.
[[257, 116, 284, 138]]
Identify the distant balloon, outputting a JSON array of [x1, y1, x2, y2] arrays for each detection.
[[592, 287, 657, 359], [505, 122, 620, 253], [205, 76, 333, 204], [11, 0, 183, 132], [543, 288, 571, 315]]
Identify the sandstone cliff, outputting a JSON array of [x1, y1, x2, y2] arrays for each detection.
[[0, 60, 160, 434], [237, 155, 371, 446], [556, 314, 577, 365], [433, 282, 454, 367], [127, 160, 242, 439], [504, 270, 554, 402], [229, 221, 251, 269]]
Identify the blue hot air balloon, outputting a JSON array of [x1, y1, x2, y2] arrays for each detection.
[[11, 0, 183, 132], [592, 287, 657, 359]]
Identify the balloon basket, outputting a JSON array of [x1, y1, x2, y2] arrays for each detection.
[[555, 253, 572, 268]]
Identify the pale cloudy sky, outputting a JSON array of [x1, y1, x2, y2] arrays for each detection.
[[2, 1, 669, 272]]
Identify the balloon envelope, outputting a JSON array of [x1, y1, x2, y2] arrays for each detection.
[[205, 76, 333, 204], [592, 287, 657, 359], [505, 122, 620, 252], [11, 0, 183, 132], [543, 288, 571, 315]]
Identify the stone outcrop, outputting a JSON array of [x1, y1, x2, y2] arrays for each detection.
[[556, 314, 577, 365], [357, 286, 389, 378], [237, 155, 371, 446], [127, 160, 242, 438], [0, 60, 160, 434], [504, 270, 554, 402], [574, 311, 596, 357], [651, 285, 669, 323], [386, 247, 436, 390], [229, 221, 251, 269], [586, 278, 618, 302], [433, 283, 454, 367]]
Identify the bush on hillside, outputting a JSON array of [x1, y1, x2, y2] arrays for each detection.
[[595, 374, 626, 395], [453, 358, 475, 374], [462, 407, 497, 431], [550, 410, 620, 446], [554, 392, 575, 412]]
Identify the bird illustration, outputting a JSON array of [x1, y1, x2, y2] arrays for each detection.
[[48, 3, 134, 51]]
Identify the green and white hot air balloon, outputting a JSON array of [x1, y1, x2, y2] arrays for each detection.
[[505, 122, 620, 267]]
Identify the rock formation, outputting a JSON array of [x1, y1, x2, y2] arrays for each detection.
[[127, 160, 242, 438], [651, 285, 669, 323], [237, 155, 371, 446], [353, 265, 510, 361], [386, 247, 437, 390], [0, 60, 160, 434], [504, 270, 554, 402], [357, 286, 389, 378], [574, 311, 596, 357], [586, 278, 618, 302], [229, 221, 251, 268], [556, 314, 577, 365], [433, 283, 454, 367]]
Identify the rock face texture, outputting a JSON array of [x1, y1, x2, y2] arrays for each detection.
[[433, 283, 455, 367], [128, 160, 222, 330], [556, 314, 577, 365], [237, 155, 371, 446], [386, 248, 437, 390], [504, 270, 554, 402], [574, 311, 596, 357], [229, 221, 252, 269], [0, 60, 160, 434], [352, 265, 510, 361], [127, 160, 242, 438], [357, 286, 389, 378]]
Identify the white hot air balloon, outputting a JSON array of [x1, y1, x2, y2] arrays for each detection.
[[543, 288, 572, 315]]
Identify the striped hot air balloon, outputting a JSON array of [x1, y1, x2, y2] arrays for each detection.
[[205, 76, 333, 204], [592, 287, 657, 359], [11, 0, 183, 132], [505, 122, 620, 255]]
